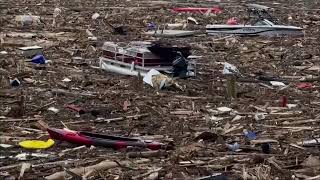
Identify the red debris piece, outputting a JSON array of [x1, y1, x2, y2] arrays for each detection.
[[172, 7, 223, 14], [227, 17, 239, 25], [296, 82, 314, 90], [64, 104, 86, 114], [280, 96, 288, 107]]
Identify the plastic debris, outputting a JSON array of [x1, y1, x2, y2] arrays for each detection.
[[0, 144, 13, 148], [244, 130, 257, 140], [48, 107, 59, 113], [227, 142, 240, 152], [91, 13, 100, 20], [147, 22, 157, 31], [143, 69, 177, 90], [270, 81, 286, 87], [227, 17, 239, 25], [19, 139, 55, 149], [254, 113, 266, 121], [10, 78, 21, 87], [62, 78, 72, 82], [217, 107, 232, 112], [31, 54, 46, 64], [223, 62, 240, 75]]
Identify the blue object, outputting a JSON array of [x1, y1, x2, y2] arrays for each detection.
[[244, 131, 257, 141], [147, 22, 157, 31], [10, 78, 21, 87], [31, 54, 46, 64]]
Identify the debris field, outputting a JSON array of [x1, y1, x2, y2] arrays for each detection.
[[1, 0, 320, 179]]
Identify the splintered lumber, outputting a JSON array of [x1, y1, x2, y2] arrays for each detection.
[[45, 159, 150, 180], [92, 113, 150, 123], [250, 139, 279, 145], [51, 88, 97, 97], [0, 117, 42, 122], [127, 150, 168, 158], [65, 113, 150, 124]]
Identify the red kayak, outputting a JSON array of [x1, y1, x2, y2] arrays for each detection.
[[47, 128, 165, 150]]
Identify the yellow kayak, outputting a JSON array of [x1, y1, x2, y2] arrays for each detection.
[[19, 139, 55, 149]]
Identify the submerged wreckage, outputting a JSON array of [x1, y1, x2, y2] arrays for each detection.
[[206, 4, 303, 37]]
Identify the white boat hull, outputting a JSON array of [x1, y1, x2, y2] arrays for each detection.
[[206, 24, 303, 37]]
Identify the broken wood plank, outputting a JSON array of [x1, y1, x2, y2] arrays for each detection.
[[65, 113, 150, 124], [45, 159, 150, 180], [0, 117, 42, 122]]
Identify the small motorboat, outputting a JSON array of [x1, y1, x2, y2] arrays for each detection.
[[206, 4, 304, 37]]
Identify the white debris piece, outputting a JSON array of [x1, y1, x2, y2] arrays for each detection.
[[0, 144, 13, 148], [15, 153, 50, 160], [270, 81, 286, 87], [48, 107, 59, 113], [88, 36, 97, 41], [254, 113, 266, 121], [223, 62, 240, 75], [217, 107, 232, 112], [143, 69, 175, 89], [92, 13, 100, 20], [287, 104, 297, 109], [232, 115, 243, 121], [62, 78, 72, 82], [187, 17, 199, 24], [143, 69, 161, 87]]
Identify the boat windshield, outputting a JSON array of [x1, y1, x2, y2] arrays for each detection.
[[254, 19, 274, 26]]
